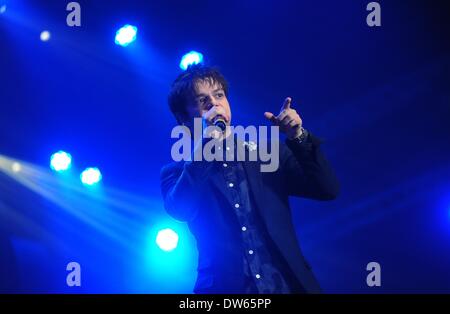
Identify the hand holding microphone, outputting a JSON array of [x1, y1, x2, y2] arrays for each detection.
[[202, 105, 228, 139]]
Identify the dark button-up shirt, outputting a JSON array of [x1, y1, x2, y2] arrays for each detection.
[[215, 136, 291, 293]]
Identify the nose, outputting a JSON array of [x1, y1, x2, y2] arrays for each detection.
[[206, 95, 219, 110]]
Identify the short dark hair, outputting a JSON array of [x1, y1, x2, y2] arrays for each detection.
[[168, 64, 229, 124]]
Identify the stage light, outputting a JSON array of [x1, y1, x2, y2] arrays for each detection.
[[0, 5, 6, 14], [40, 30, 51, 42], [11, 162, 21, 173], [50, 151, 72, 172], [80, 167, 102, 186], [179, 51, 203, 70], [156, 228, 179, 252], [115, 24, 137, 47]]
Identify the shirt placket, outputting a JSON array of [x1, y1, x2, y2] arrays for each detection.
[[221, 160, 265, 291]]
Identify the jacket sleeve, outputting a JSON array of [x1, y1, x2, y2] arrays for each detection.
[[280, 131, 340, 200], [160, 160, 216, 222]]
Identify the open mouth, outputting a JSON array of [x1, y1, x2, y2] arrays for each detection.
[[214, 114, 227, 123]]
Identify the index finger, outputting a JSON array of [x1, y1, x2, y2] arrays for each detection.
[[281, 97, 292, 111]]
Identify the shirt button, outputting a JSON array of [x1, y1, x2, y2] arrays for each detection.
[[228, 183, 234, 188], [255, 274, 261, 279], [234, 203, 240, 208], [241, 226, 247, 231], [248, 250, 254, 255], [226, 146, 230, 151], [223, 163, 228, 167]]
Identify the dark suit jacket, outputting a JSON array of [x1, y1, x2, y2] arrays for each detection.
[[160, 133, 339, 293]]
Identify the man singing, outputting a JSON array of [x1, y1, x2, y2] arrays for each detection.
[[160, 64, 339, 294]]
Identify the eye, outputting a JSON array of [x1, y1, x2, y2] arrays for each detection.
[[215, 92, 224, 98]]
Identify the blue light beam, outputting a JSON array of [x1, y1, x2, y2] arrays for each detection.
[[179, 51, 204, 70], [115, 24, 138, 47]]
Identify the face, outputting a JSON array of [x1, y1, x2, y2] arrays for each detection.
[[183, 79, 232, 125]]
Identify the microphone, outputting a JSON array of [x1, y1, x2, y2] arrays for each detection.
[[213, 117, 227, 132]]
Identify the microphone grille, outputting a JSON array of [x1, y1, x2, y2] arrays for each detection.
[[214, 119, 226, 132]]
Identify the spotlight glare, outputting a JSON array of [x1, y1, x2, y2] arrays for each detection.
[[179, 51, 204, 70], [50, 151, 72, 172], [11, 162, 21, 173], [156, 228, 179, 252], [0, 5, 6, 14], [80, 167, 102, 186], [115, 24, 138, 47], [40, 30, 51, 42]]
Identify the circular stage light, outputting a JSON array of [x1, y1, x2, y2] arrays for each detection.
[[50, 151, 72, 172], [11, 162, 21, 173], [40, 30, 51, 42], [179, 51, 203, 70], [115, 24, 138, 47], [156, 228, 179, 252], [80, 167, 102, 186]]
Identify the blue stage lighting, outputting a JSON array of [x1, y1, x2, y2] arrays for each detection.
[[115, 24, 138, 47], [11, 162, 21, 173], [0, 5, 6, 14], [179, 51, 203, 70], [50, 151, 72, 172], [156, 228, 179, 252], [40, 30, 51, 42], [80, 167, 102, 185]]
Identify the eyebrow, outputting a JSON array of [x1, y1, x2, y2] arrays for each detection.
[[195, 88, 224, 98]]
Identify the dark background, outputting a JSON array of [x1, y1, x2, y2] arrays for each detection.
[[0, 0, 449, 293]]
